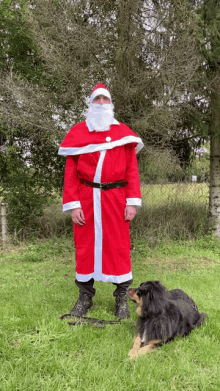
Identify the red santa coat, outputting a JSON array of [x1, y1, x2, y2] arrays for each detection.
[[59, 120, 143, 283]]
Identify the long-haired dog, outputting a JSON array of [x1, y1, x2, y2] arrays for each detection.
[[128, 281, 208, 358]]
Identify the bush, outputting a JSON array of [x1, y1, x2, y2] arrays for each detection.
[[138, 147, 184, 183], [185, 154, 210, 182], [6, 189, 45, 237], [33, 204, 72, 238]]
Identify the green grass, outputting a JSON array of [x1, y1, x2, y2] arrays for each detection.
[[0, 236, 220, 390]]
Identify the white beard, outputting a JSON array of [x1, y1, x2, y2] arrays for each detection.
[[86, 103, 114, 132]]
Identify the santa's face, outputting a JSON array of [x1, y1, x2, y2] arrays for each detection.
[[92, 95, 111, 105], [86, 94, 114, 131]]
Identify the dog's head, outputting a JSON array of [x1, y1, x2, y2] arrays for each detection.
[[136, 280, 166, 297], [128, 281, 167, 317]]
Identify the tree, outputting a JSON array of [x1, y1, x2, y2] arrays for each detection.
[[197, 0, 220, 236], [0, 0, 65, 234]]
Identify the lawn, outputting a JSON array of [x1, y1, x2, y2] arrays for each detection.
[[0, 236, 220, 391]]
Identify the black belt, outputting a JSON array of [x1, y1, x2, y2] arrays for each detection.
[[80, 178, 128, 190]]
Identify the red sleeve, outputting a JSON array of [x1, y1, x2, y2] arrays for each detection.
[[125, 145, 142, 200], [63, 155, 80, 205]]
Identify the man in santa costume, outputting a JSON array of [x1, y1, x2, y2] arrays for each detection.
[[58, 83, 144, 319]]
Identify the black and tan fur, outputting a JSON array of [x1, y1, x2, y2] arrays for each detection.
[[128, 280, 207, 358]]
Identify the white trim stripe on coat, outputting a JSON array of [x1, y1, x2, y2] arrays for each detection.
[[75, 271, 133, 283], [58, 136, 144, 156], [63, 201, 81, 212], [63, 197, 142, 213], [93, 150, 106, 280], [126, 198, 142, 208]]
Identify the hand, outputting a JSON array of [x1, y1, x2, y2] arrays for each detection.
[[72, 208, 85, 226], [124, 205, 137, 221]]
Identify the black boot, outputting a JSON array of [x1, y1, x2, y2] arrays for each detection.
[[115, 293, 130, 319], [70, 293, 93, 317]]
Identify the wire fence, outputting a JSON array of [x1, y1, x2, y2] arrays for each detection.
[[141, 182, 209, 207], [0, 182, 209, 246]]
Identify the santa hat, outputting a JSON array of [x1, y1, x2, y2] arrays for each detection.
[[90, 83, 111, 104]]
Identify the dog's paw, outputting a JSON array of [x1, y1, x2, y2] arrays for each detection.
[[128, 339, 161, 359], [133, 335, 141, 349], [136, 345, 153, 357], [128, 347, 139, 359], [128, 336, 141, 359], [140, 340, 161, 354]]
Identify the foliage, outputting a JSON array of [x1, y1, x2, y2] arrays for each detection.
[[195, 0, 220, 66], [0, 0, 41, 79], [0, 0, 66, 232], [185, 149, 210, 182], [26, 0, 204, 149], [138, 147, 184, 183], [0, 130, 64, 233]]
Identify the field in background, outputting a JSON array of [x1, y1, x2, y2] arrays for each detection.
[[141, 183, 209, 205], [130, 183, 209, 245]]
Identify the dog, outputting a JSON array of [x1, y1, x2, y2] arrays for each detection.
[[128, 280, 208, 358]]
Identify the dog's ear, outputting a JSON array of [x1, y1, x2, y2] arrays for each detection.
[[136, 282, 146, 296], [153, 280, 167, 292], [155, 281, 163, 288], [136, 281, 153, 296]]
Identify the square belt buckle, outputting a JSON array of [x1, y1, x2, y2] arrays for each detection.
[[100, 183, 109, 190]]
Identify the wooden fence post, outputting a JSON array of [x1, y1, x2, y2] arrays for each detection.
[[1, 202, 7, 248]]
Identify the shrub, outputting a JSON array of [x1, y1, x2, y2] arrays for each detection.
[[138, 147, 184, 183]]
